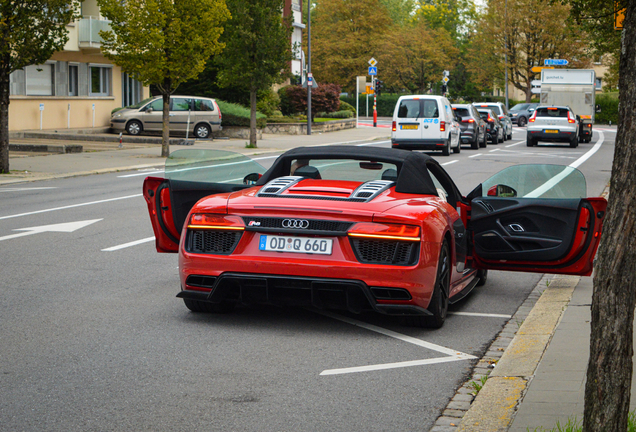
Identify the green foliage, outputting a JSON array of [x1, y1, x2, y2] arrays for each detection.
[[339, 100, 357, 115], [341, 94, 402, 117], [177, 60, 251, 106], [318, 110, 354, 119], [595, 93, 619, 125], [278, 84, 342, 119], [0, 0, 80, 174], [256, 89, 281, 117], [216, 100, 267, 128], [380, 0, 417, 26]]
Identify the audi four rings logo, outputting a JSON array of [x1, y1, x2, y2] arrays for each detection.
[[282, 219, 310, 229]]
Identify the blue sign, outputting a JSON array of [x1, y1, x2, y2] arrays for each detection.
[[368, 66, 377, 76], [544, 59, 569, 66]]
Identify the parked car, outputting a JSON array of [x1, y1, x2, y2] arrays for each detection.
[[509, 103, 540, 127], [476, 108, 504, 144], [143, 146, 607, 329], [473, 102, 513, 140], [452, 104, 487, 149], [391, 95, 461, 156], [526, 106, 580, 148], [111, 95, 222, 139]]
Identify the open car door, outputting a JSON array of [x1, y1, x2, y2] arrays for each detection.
[[143, 149, 265, 253], [468, 164, 606, 276]]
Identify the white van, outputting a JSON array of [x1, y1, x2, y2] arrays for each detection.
[[391, 95, 460, 156]]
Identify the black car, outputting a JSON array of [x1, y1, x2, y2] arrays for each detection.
[[452, 104, 487, 149], [509, 103, 540, 127], [476, 109, 504, 144]]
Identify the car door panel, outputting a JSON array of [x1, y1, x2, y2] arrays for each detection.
[[143, 176, 251, 253], [470, 197, 606, 275]]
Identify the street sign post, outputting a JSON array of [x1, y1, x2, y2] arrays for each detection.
[[368, 58, 377, 67], [442, 76, 449, 84], [368, 66, 377, 76], [544, 59, 569, 66]]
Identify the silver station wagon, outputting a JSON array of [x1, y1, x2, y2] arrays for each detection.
[[111, 96, 222, 139]]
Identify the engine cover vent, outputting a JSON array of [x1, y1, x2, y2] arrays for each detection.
[[350, 180, 394, 201], [256, 176, 303, 197]]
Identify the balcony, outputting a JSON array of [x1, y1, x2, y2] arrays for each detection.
[[78, 16, 111, 50]]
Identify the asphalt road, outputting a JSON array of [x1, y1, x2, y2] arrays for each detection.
[[0, 126, 615, 431]]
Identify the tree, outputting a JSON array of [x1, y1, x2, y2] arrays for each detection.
[[380, 0, 416, 26], [98, 0, 230, 157], [310, 0, 391, 92], [0, 0, 79, 174], [470, 0, 591, 102], [215, 0, 292, 148], [278, 83, 341, 119]]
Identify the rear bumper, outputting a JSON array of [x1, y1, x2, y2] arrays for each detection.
[[391, 138, 449, 150], [177, 272, 432, 316], [527, 128, 577, 141]]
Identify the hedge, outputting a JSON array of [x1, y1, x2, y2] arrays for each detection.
[[595, 93, 619, 125], [216, 100, 267, 129]]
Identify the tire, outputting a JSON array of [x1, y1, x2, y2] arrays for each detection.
[[526, 138, 535, 147], [518, 116, 527, 127], [471, 133, 480, 149], [507, 132, 512, 140], [403, 241, 451, 329], [570, 134, 579, 148], [453, 139, 461, 153], [194, 123, 211, 139], [442, 138, 451, 156], [479, 132, 487, 148], [498, 130, 504, 143], [476, 269, 488, 287], [183, 298, 235, 313], [126, 120, 143, 136]]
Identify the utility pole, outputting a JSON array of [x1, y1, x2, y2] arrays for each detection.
[[504, 0, 509, 109], [306, 1, 312, 136]]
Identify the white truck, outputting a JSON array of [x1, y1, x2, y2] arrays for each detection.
[[540, 69, 597, 143]]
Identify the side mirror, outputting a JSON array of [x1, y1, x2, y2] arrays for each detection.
[[595, 104, 602, 113], [487, 184, 517, 198], [528, 108, 535, 113], [243, 173, 262, 185], [146, 107, 154, 113], [576, 115, 581, 121]]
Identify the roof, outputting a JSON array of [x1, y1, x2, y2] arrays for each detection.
[[256, 146, 439, 195]]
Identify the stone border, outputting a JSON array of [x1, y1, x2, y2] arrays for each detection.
[[430, 274, 580, 431]]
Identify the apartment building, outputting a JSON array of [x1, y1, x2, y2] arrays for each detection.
[[285, 0, 304, 78], [8, 0, 149, 132]]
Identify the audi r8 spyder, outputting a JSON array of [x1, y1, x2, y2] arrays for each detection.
[[143, 146, 606, 328]]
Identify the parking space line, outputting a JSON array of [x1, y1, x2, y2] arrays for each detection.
[[102, 236, 155, 251], [318, 310, 476, 376]]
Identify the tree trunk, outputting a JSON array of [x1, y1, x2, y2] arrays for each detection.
[[249, 87, 257, 148], [0, 66, 10, 174], [161, 78, 171, 158], [583, 3, 636, 431]]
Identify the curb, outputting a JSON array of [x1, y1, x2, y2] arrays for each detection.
[[430, 274, 580, 431]]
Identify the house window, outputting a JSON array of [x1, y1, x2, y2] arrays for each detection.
[[90, 66, 111, 96], [122, 72, 142, 107], [26, 64, 54, 96], [595, 78, 602, 90], [69, 65, 79, 96]]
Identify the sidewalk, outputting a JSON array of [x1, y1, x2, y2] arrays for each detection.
[[2, 125, 391, 185]]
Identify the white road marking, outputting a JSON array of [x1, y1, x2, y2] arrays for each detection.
[[102, 236, 155, 251], [0, 187, 57, 192], [318, 311, 476, 376], [441, 160, 458, 166], [356, 140, 391, 147], [0, 219, 102, 242], [489, 148, 500, 152], [449, 312, 512, 319], [468, 153, 482, 158], [505, 141, 525, 147], [118, 170, 164, 178], [525, 132, 604, 198], [0, 194, 142, 221]]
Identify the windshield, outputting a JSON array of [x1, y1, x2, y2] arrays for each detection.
[[165, 149, 265, 183], [477, 104, 502, 115], [290, 158, 398, 182], [535, 107, 569, 117], [510, 103, 529, 111], [453, 108, 470, 117], [127, 97, 154, 110], [480, 164, 587, 198]]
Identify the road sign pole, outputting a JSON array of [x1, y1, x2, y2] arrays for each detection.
[[372, 76, 377, 127], [307, 4, 312, 136], [356, 78, 359, 129]]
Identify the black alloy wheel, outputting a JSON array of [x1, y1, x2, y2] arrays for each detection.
[[518, 116, 527, 127]]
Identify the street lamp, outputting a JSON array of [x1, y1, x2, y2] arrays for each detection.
[[504, 0, 509, 110]]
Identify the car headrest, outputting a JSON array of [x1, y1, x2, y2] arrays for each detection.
[[381, 168, 398, 182], [294, 165, 321, 179]]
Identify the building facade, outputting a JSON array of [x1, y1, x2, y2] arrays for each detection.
[[8, 0, 149, 132]]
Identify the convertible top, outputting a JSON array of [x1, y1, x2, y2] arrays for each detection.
[[256, 145, 439, 195]]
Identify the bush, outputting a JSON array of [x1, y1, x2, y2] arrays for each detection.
[[595, 92, 619, 124], [278, 84, 341, 119], [319, 110, 354, 119], [339, 100, 356, 115], [216, 100, 267, 129], [256, 89, 281, 117]]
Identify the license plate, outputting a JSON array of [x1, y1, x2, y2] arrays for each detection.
[[544, 129, 559, 133], [259, 235, 333, 255], [401, 124, 418, 130]]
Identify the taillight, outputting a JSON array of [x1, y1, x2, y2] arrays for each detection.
[[348, 223, 421, 242], [488, 115, 494, 122], [440, 121, 446, 132], [392, 121, 396, 131], [567, 111, 576, 123], [466, 118, 475, 123], [188, 214, 245, 231], [215, 102, 222, 121], [529, 111, 537, 123]]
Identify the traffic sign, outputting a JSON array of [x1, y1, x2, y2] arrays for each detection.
[[531, 87, 542, 94], [531, 66, 554, 73], [368, 66, 377, 76], [531, 80, 541, 86], [616, 3, 625, 30], [442, 76, 450, 84], [544, 59, 569, 66], [368, 58, 377, 67]]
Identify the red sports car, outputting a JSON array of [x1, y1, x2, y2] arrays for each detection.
[[143, 146, 606, 328]]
